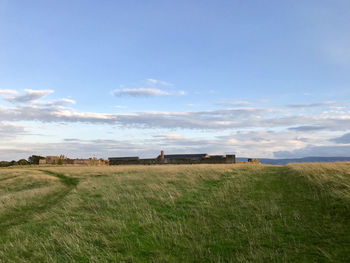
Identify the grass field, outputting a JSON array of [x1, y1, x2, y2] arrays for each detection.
[[0, 163, 349, 262]]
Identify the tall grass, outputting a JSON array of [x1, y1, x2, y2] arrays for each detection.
[[287, 162, 350, 201], [0, 163, 349, 262]]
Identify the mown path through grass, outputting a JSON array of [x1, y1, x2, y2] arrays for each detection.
[[0, 170, 79, 235], [40, 170, 80, 187]]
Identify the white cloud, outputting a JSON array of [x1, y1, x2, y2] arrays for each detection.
[[0, 89, 19, 98], [114, 105, 127, 109], [1, 100, 350, 131], [153, 134, 184, 140], [112, 88, 171, 97], [0, 122, 26, 139], [0, 89, 54, 103], [0, 129, 328, 160], [217, 130, 319, 158], [58, 98, 76, 104], [146, 78, 173, 86], [286, 101, 335, 108], [274, 145, 350, 158], [112, 79, 184, 97], [217, 100, 254, 107], [2, 87, 350, 160], [33, 98, 76, 107]]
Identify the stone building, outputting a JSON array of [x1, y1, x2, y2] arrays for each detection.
[[39, 156, 108, 166], [109, 151, 236, 165]]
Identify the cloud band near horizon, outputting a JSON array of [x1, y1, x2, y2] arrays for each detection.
[[1, 88, 350, 160]]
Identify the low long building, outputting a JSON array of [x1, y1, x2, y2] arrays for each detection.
[[108, 157, 140, 165], [109, 151, 236, 165], [38, 151, 236, 166]]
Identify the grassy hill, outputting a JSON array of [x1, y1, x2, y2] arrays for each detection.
[[0, 163, 349, 262]]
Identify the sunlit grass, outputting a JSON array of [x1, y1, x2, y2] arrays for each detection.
[[0, 163, 349, 262]]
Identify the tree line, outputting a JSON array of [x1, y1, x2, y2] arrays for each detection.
[[0, 155, 45, 167]]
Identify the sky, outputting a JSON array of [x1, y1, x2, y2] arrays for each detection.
[[1, 0, 350, 161]]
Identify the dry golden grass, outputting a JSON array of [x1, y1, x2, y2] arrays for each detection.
[[0, 163, 349, 262], [287, 162, 350, 200]]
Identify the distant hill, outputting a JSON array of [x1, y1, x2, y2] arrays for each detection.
[[237, 157, 350, 165]]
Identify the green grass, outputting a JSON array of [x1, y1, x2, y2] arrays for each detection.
[[40, 170, 80, 187], [0, 163, 349, 262]]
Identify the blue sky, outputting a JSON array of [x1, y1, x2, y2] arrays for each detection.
[[1, 0, 350, 160]]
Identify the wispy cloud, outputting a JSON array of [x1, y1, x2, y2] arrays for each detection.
[[330, 132, 350, 144], [288, 126, 327, 131], [1, 96, 350, 131], [0, 129, 329, 160], [112, 79, 185, 97], [274, 145, 350, 158], [2, 88, 350, 160], [0, 89, 53, 103], [33, 98, 76, 107], [153, 134, 184, 140], [112, 88, 172, 97], [146, 78, 173, 87], [0, 89, 74, 108], [0, 122, 26, 139], [0, 89, 19, 97], [216, 100, 253, 107], [286, 101, 335, 108]]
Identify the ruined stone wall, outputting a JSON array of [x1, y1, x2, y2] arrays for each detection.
[[39, 156, 109, 166], [39, 159, 47, 165]]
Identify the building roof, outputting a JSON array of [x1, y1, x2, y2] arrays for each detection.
[[163, 154, 208, 159], [108, 157, 139, 160], [209, 155, 226, 159]]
